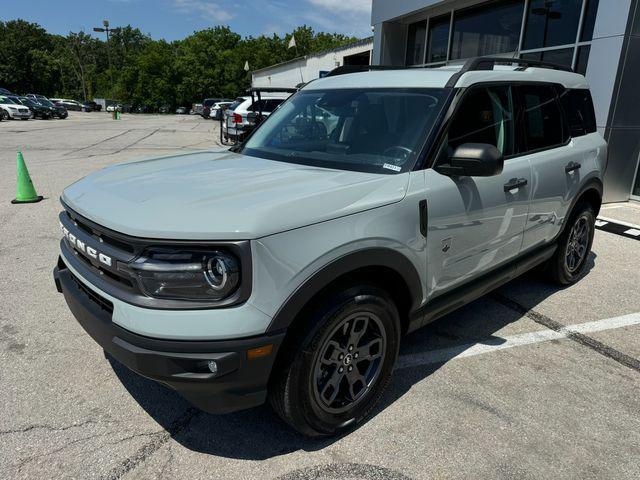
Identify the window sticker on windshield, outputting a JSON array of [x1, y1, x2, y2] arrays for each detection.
[[383, 163, 402, 172]]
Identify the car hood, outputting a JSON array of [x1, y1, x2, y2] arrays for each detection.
[[62, 150, 409, 240]]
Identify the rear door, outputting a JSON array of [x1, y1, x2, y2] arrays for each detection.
[[426, 83, 532, 298], [517, 84, 583, 251]]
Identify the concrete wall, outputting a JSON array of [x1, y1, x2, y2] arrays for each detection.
[[252, 39, 373, 89]]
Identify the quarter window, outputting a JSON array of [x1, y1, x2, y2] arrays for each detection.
[[559, 89, 597, 137], [519, 85, 564, 152], [446, 85, 515, 157]]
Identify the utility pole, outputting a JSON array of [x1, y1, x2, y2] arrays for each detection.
[[93, 20, 121, 100]]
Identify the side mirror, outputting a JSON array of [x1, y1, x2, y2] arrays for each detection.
[[437, 143, 504, 177]]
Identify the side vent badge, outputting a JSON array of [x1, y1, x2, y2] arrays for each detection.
[[442, 237, 452, 253]]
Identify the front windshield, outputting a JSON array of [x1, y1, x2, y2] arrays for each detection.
[[242, 88, 448, 174], [0, 96, 18, 104], [38, 99, 55, 107]]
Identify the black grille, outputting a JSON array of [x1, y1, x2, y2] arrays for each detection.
[[67, 210, 136, 254], [69, 269, 114, 314], [63, 208, 139, 292]]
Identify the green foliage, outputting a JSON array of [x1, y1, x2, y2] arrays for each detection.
[[0, 20, 357, 108]]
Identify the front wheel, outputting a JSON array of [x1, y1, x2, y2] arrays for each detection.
[[546, 202, 595, 285], [2, 110, 10, 120], [269, 285, 400, 437]]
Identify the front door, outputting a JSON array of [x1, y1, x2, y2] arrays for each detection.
[[425, 84, 532, 299]]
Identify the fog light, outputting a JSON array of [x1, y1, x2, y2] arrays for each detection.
[[207, 360, 218, 375]]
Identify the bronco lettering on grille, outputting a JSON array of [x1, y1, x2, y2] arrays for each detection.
[[60, 221, 112, 267]]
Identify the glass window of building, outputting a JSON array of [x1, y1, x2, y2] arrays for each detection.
[[580, 0, 600, 41], [450, 0, 524, 60], [575, 45, 591, 75], [426, 14, 451, 64], [521, 47, 574, 69], [523, 0, 583, 50], [406, 20, 427, 66]]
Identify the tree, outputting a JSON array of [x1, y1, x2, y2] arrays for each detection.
[[0, 19, 359, 107]]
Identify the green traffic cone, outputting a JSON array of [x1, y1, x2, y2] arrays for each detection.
[[11, 151, 43, 204]]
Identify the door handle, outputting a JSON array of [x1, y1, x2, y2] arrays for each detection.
[[565, 161, 582, 173], [503, 178, 528, 192]]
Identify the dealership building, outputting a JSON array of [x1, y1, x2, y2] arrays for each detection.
[[370, 0, 640, 202], [252, 38, 373, 89]]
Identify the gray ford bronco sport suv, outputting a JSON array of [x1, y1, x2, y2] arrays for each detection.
[[54, 58, 606, 436]]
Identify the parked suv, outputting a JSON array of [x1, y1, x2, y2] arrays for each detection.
[[54, 58, 605, 436], [222, 94, 289, 142]]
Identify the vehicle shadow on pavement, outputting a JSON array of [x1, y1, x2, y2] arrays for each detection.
[[107, 253, 595, 460]]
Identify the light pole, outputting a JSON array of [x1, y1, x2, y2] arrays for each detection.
[[532, 2, 562, 48], [93, 20, 121, 100]]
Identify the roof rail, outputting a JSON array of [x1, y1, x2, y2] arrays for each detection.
[[325, 65, 403, 77], [246, 87, 298, 94], [445, 56, 574, 88]]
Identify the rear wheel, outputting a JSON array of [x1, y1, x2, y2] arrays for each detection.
[[269, 285, 400, 437], [546, 202, 595, 285]]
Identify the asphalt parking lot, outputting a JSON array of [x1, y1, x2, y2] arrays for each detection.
[[1, 113, 639, 479]]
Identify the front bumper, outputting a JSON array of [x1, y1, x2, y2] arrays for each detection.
[[9, 110, 31, 119], [54, 262, 285, 414]]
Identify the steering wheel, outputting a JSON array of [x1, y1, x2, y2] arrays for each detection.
[[383, 145, 413, 164]]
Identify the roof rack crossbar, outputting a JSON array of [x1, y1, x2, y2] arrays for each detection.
[[246, 87, 298, 93], [325, 65, 404, 77], [445, 56, 574, 87]]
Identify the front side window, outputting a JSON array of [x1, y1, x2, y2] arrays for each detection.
[[450, 0, 524, 60], [519, 85, 564, 151], [445, 85, 515, 157], [242, 88, 449, 174]]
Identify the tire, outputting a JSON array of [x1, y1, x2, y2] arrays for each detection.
[[1, 110, 10, 120], [546, 202, 596, 285], [269, 285, 401, 437]]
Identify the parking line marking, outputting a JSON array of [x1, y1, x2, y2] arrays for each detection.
[[597, 216, 640, 230], [595, 217, 640, 241], [395, 312, 640, 370]]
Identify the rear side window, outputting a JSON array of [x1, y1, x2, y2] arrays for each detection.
[[559, 89, 597, 137], [519, 85, 564, 152]]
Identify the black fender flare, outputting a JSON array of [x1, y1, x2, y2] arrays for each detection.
[[558, 177, 603, 237], [266, 247, 423, 333]]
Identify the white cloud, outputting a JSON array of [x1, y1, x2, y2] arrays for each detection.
[[172, 0, 234, 22], [307, 0, 371, 14]]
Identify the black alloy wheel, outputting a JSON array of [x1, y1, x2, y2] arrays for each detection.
[[313, 312, 386, 414], [546, 201, 596, 285], [565, 216, 590, 273], [270, 285, 400, 437]]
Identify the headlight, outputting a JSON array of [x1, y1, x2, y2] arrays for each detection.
[[121, 248, 240, 301], [8, 106, 17, 111]]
